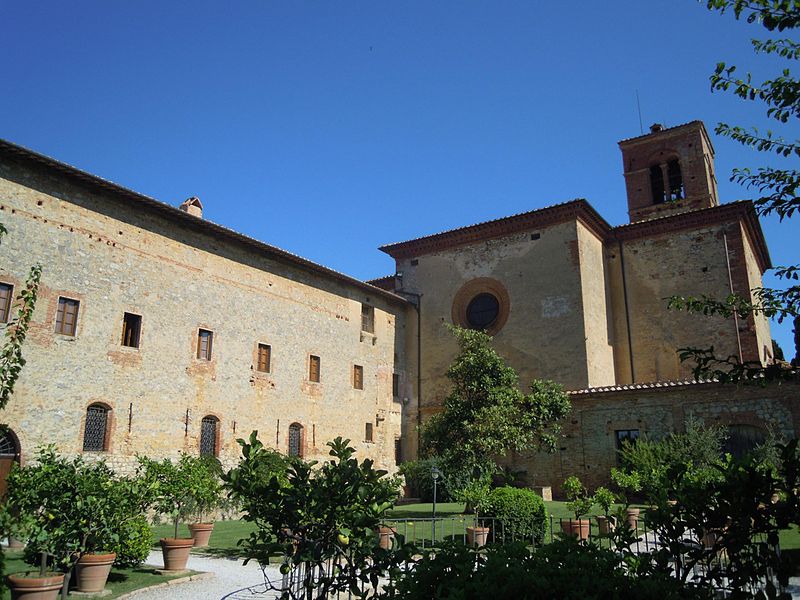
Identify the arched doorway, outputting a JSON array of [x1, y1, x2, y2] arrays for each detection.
[[0, 429, 20, 498]]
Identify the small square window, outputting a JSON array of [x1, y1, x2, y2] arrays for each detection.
[[615, 429, 639, 451], [392, 374, 399, 397], [197, 329, 213, 360], [361, 304, 375, 334], [309, 355, 321, 383], [353, 365, 364, 390], [365, 422, 374, 442], [257, 343, 271, 373], [121, 313, 142, 348], [0, 283, 13, 323], [55, 297, 80, 336]]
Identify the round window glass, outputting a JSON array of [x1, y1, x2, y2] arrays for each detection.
[[466, 293, 500, 329]]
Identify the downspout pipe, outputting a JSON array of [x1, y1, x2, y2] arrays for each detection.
[[394, 288, 422, 460], [618, 240, 636, 383]]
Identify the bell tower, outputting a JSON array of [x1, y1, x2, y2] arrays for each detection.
[[618, 121, 719, 223]]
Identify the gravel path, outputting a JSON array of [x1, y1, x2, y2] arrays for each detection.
[[131, 551, 284, 600]]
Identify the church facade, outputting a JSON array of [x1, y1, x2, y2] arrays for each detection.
[[0, 120, 796, 492]]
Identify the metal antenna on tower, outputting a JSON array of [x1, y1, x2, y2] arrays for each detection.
[[636, 90, 644, 134]]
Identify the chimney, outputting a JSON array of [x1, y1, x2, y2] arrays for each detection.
[[179, 197, 203, 218]]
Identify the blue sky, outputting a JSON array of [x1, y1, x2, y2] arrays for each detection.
[[1, 1, 797, 356]]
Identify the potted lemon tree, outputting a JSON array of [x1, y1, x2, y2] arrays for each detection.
[[185, 455, 224, 548], [140, 453, 222, 570], [561, 475, 594, 541], [6, 447, 150, 598]]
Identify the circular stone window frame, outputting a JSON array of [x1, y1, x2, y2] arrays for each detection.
[[451, 278, 511, 336]]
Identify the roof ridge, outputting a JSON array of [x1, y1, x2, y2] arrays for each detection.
[[0, 138, 409, 306]]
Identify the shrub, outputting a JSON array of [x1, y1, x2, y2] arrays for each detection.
[[110, 516, 152, 568], [398, 458, 451, 502], [616, 419, 727, 503], [386, 539, 699, 600], [483, 486, 546, 543]]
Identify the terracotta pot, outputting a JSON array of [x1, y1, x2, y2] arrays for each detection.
[[8, 572, 65, 600], [466, 526, 490, 547], [560, 519, 591, 541], [75, 552, 116, 593], [189, 522, 215, 547], [376, 526, 396, 550], [596, 515, 615, 535], [159, 538, 194, 571], [625, 508, 640, 531]]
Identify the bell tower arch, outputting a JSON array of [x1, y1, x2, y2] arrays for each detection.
[[619, 121, 719, 223]]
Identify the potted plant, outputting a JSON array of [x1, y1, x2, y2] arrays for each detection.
[[139, 454, 205, 571], [185, 455, 224, 548], [6, 447, 149, 597], [593, 486, 617, 536], [461, 480, 491, 547], [562, 476, 593, 541]]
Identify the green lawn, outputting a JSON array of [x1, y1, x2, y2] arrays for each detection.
[[2, 551, 197, 599], [147, 503, 800, 558]]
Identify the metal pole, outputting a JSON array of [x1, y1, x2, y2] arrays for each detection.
[[432, 477, 437, 543]]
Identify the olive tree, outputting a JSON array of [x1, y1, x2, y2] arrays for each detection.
[[421, 326, 571, 491]]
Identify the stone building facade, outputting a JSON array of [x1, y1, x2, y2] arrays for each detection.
[[0, 120, 796, 493], [376, 121, 794, 488], [0, 140, 410, 475]]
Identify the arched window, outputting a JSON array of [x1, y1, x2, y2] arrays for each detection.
[[667, 159, 684, 200], [723, 424, 767, 459], [200, 416, 219, 457], [288, 423, 303, 458], [650, 165, 665, 204], [83, 404, 110, 451]]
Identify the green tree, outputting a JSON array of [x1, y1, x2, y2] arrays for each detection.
[[669, 0, 800, 380], [0, 223, 42, 595], [421, 326, 571, 487], [224, 434, 403, 599]]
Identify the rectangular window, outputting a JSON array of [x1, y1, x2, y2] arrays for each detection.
[[353, 365, 364, 390], [309, 355, 321, 383], [365, 422, 374, 442], [257, 343, 271, 373], [392, 373, 399, 397], [361, 304, 374, 334], [395, 438, 402, 464], [121, 313, 142, 348], [55, 297, 80, 336], [0, 283, 13, 323], [197, 329, 213, 360], [615, 429, 640, 451]]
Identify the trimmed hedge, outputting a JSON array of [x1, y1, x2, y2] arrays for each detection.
[[483, 486, 546, 543]]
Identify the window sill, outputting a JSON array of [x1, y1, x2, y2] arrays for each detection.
[[359, 332, 377, 345]]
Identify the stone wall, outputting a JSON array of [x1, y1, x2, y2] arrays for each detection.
[[0, 157, 411, 474], [503, 380, 800, 496]]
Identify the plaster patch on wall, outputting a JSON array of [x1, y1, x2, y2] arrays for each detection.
[[541, 296, 570, 318]]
